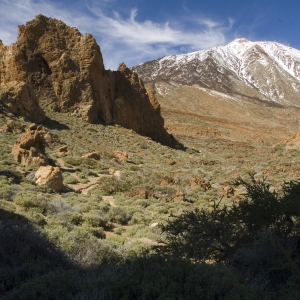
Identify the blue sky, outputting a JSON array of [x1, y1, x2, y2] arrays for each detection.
[[0, 0, 299, 70]]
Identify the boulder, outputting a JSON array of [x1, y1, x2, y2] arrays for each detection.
[[160, 176, 175, 186], [11, 124, 52, 167], [58, 145, 72, 156], [82, 152, 100, 160], [171, 190, 186, 202], [113, 150, 128, 164], [189, 177, 211, 191], [219, 185, 235, 198], [35, 166, 63, 192], [125, 188, 153, 199]]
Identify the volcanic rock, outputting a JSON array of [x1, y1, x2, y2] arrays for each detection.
[[11, 124, 51, 166], [219, 185, 235, 198], [35, 166, 63, 192], [0, 81, 45, 122], [0, 15, 172, 145], [189, 177, 211, 191], [171, 190, 186, 202], [113, 150, 128, 164], [160, 176, 175, 186], [82, 152, 100, 160]]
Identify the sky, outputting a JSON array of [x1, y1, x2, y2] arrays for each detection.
[[0, 0, 299, 70]]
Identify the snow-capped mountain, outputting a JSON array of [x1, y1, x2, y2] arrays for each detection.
[[131, 39, 300, 106]]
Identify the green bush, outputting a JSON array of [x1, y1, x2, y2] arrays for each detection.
[[109, 207, 132, 225], [83, 212, 110, 229], [160, 176, 300, 296], [64, 174, 79, 184], [14, 192, 49, 213]]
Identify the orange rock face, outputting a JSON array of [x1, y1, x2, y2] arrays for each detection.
[[0, 15, 172, 145], [11, 124, 51, 167], [35, 166, 63, 192], [189, 177, 211, 191], [0, 81, 45, 122], [82, 152, 100, 160], [219, 185, 235, 198], [171, 190, 186, 202], [113, 150, 128, 164]]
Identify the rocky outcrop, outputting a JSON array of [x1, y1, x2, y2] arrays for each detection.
[[35, 166, 63, 192], [113, 150, 128, 164], [171, 190, 186, 202], [189, 177, 211, 191], [219, 185, 235, 198], [11, 124, 52, 166], [0, 81, 45, 122], [0, 15, 172, 145], [82, 152, 100, 160], [57, 145, 72, 155]]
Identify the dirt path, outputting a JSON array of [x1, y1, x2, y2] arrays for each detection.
[[102, 195, 116, 207]]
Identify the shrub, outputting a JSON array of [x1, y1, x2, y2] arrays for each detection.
[[14, 192, 49, 213], [83, 213, 110, 229], [109, 207, 132, 225], [63, 175, 79, 184], [160, 176, 300, 296]]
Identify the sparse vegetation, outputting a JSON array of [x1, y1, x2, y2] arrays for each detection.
[[1, 107, 300, 299]]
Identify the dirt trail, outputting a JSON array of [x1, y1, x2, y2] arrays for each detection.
[[102, 195, 116, 207]]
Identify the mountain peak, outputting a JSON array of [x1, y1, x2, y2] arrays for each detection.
[[131, 39, 300, 106], [232, 38, 249, 43]]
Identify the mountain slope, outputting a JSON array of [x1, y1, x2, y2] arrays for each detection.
[[132, 39, 300, 106]]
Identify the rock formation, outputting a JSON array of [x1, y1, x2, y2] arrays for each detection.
[[189, 177, 211, 191], [57, 145, 72, 155], [0, 15, 172, 145], [113, 150, 128, 164], [0, 81, 45, 122], [219, 185, 235, 198], [35, 166, 63, 192], [171, 190, 186, 202], [82, 152, 100, 160], [11, 123, 52, 166]]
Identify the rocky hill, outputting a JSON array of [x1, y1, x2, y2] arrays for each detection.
[[0, 15, 172, 146], [131, 38, 300, 106]]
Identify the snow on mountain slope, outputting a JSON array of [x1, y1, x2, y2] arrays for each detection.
[[131, 39, 300, 106]]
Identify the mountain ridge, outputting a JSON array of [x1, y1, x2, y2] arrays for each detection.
[[131, 38, 300, 106]]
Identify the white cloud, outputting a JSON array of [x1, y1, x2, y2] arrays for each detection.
[[0, 0, 233, 69]]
